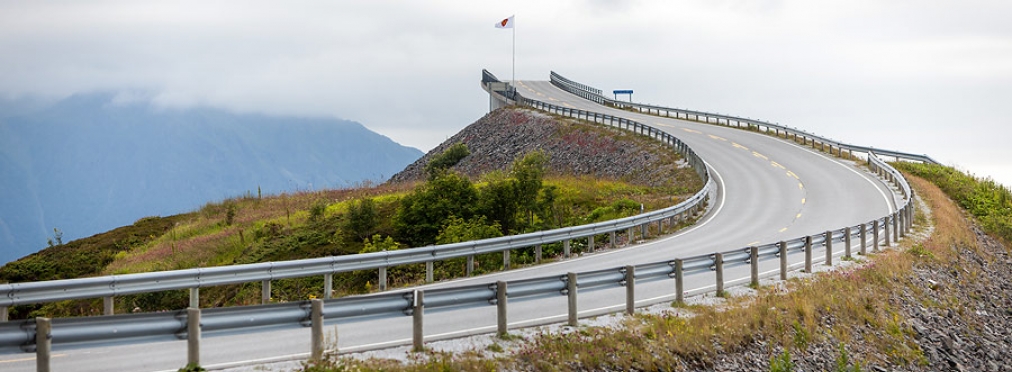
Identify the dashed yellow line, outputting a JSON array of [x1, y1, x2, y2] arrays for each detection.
[[771, 161, 785, 169], [779, 227, 789, 233], [682, 128, 702, 134], [708, 134, 727, 141], [798, 182, 804, 190], [801, 198, 806, 204], [786, 170, 799, 179], [563, 102, 574, 108], [746, 241, 760, 246], [796, 213, 803, 219], [752, 151, 768, 160], [732, 142, 749, 150], [547, 97, 558, 102], [536, 92, 544, 97]]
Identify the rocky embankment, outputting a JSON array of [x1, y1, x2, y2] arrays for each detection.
[[388, 108, 699, 190], [714, 203, 1012, 371]]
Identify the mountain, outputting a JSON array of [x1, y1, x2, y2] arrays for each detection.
[[0, 93, 422, 264]]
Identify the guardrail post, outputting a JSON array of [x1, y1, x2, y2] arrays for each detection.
[[103, 296, 114, 315], [825, 231, 833, 266], [609, 231, 616, 248], [625, 265, 635, 315], [714, 253, 724, 296], [860, 223, 868, 255], [187, 308, 200, 367], [262, 280, 271, 304], [775, 241, 788, 280], [564, 240, 571, 258], [750, 246, 759, 288], [641, 223, 648, 239], [884, 216, 891, 247], [804, 236, 813, 273], [311, 299, 324, 361], [36, 317, 51, 372], [425, 262, 433, 283], [844, 227, 852, 259], [378, 267, 388, 291], [497, 281, 508, 337], [1, 306, 7, 322], [567, 272, 578, 327], [324, 274, 333, 299], [674, 259, 684, 304], [503, 250, 511, 270], [627, 227, 635, 244], [412, 290, 424, 352], [535, 245, 542, 263], [893, 212, 900, 242], [467, 255, 474, 276], [189, 288, 199, 308], [873, 220, 880, 252], [587, 235, 594, 253]]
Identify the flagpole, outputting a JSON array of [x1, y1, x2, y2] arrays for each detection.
[[511, 16, 516, 101]]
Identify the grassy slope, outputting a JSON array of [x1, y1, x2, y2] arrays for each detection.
[[301, 163, 1011, 371]]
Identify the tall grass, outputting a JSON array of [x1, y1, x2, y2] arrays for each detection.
[[893, 162, 1012, 247]]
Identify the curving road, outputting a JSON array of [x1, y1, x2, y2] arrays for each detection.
[[0, 78, 901, 372]]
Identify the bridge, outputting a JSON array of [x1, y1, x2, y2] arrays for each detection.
[[0, 70, 928, 371]]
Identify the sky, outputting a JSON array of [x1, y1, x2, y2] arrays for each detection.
[[2, 0, 1011, 187]]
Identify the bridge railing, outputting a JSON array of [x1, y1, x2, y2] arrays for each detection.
[[549, 71, 938, 165]]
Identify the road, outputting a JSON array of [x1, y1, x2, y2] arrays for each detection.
[[0, 79, 900, 371]]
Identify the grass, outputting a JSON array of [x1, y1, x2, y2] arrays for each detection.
[[298, 165, 989, 371]]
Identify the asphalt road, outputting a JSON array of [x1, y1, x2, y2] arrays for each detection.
[[0, 79, 901, 372]]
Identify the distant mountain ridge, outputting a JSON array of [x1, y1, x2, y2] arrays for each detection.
[[0, 93, 422, 264]]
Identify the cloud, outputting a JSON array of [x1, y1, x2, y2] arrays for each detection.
[[1, 0, 1010, 186]]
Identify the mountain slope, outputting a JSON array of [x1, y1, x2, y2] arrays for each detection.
[[0, 93, 422, 264]]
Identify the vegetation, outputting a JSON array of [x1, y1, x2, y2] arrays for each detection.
[[893, 162, 1012, 245]]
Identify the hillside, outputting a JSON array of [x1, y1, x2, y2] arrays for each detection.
[[0, 107, 702, 319], [389, 108, 696, 191], [0, 93, 423, 264]]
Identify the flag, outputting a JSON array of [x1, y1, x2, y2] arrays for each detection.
[[495, 15, 514, 29]]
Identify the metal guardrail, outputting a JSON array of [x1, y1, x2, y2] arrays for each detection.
[[548, 71, 939, 165], [1, 70, 919, 368]]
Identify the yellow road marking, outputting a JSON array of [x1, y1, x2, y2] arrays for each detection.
[[548, 97, 558, 102], [752, 151, 768, 160], [732, 142, 749, 150], [779, 227, 788, 233], [708, 134, 727, 141], [786, 170, 799, 179], [682, 128, 702, 134], [655, 122, 677, 129], [746, 241, 760, 246], [563, 102, 574, 108], [801, 198, 806, 204], [798, 182, 804, 190], [796, 213, 803, 219], [771, 161, 785, 169]]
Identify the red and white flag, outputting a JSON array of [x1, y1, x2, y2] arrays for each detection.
[[495, 15, 514, 29]]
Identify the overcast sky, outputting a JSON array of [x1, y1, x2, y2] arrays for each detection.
[[2, 0, 1011, 186]]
